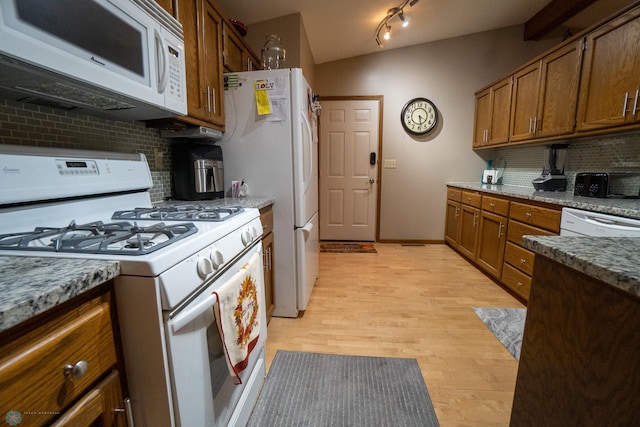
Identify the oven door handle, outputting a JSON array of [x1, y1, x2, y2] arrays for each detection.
[[171, 293, 218, 333]]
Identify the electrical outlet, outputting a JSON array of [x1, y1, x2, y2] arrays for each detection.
[[383, 159, 397, 169], [154, 147, 164, 169]]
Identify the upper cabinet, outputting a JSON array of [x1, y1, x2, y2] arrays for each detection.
[[150, 0, 260, 131], [177, 0, 225, 128], [473, 77, 512, 148], [576, 7, 640, 131], [473, 3, 640, 149], [510, 40, 583, 142], [223, 25, 260, 72]]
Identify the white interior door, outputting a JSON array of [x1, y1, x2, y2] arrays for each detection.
[[320, 99, 380, 241]]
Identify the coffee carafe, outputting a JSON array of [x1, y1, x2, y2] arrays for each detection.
[[532, 144, 568, 191]]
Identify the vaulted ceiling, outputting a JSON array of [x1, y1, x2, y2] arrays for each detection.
[[214, 0, 635, 64]]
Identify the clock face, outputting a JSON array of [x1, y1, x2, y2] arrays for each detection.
[[401, 98, 438, 135]]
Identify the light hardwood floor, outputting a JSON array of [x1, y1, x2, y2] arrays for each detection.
[[264, 243, 525, 427]]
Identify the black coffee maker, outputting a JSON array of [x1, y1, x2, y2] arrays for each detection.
[[532, 144, 568, 191], [172, 143, 224, 200]]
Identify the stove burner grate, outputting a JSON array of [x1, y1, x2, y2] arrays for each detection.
[[111, 205, 244, 222], [0, 220, 198, 255]]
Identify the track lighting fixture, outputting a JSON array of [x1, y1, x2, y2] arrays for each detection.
[[374, 0, 420, 48]]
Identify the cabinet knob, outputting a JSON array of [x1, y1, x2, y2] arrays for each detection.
[[64, 360, 88, 379], [517, 281, 523, 287], [520, 258, 527, 264]]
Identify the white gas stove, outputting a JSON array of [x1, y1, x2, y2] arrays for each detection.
[[0, 144, 267, 427]]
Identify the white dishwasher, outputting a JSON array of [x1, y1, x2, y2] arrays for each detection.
[[560, 207, 640, 236]]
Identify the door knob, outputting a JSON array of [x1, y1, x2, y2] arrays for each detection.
[[368, 178, 374, 184]]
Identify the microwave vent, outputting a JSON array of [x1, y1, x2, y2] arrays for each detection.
[[14, 82, 136, 111]]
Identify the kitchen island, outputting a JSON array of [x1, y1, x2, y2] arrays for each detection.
[[510, 235, 640, 426]]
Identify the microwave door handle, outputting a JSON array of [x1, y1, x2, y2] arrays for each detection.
[[171, 293, 218, 333], [154, 29, 169, 94]]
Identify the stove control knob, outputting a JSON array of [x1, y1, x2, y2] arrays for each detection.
[[249, 226, 259, 239], [210, 249, 224, 270], [241, 229, 252, 246], [197, 257, 214, 279]]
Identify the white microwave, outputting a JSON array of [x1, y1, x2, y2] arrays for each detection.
[[0, 0, 187, 121]]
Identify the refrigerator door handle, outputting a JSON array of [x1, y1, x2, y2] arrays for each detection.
[[300, 110, 314, 193], [300, 221, 314, 239]]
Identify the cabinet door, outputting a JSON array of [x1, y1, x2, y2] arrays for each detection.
[[262, 231, 275, 323], [489, 77, 512, 144], [445, 199, 461, 246], [536, 40, 583, 138], [576, 8, 640, 131], [458, 204, 480, 259], [510, 62, 541, 142], [476, 211, 507, 279], [223, 25, 244, 72], [473, 88, 491, 147], [201, 0, 225, 126]]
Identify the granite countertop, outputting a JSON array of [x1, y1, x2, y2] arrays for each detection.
[[0, 257, 120, 333], [156, 196, 275, 210], [523, 236, 640, 298], [447, 182, 640, 220]]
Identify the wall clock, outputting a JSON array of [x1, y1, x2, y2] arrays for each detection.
[[400, 98, 438, 135]]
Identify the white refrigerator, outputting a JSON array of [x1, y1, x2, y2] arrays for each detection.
[[220, 68, 319, 317]]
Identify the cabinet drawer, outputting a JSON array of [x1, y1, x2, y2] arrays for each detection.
[[0, 303, 117, 424], [259, 205, 274, 238], [502, 262, 532, 300], [507, 219, 555, 245], [509, 202, 561, 232], [482, 195, 510, 216], [447, 188, 462, 202], [504, 241, 535, 276], [462, 191, 482, 208]]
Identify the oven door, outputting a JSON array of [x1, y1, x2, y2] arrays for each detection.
[[165, 241, 266, 427]]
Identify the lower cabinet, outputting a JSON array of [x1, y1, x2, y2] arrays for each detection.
[[259, 205, 276, 323], [0, 285, 129, 426], [444, 186, 561, 303]]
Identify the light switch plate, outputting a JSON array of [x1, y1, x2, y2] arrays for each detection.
[[383, 159, 397, 169]]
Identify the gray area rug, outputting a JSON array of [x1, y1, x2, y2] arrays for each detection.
[[473, 307, 526, 361], [247, 350, 440, 426]]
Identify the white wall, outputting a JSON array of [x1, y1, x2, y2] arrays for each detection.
[[314, 26, 559, 241]]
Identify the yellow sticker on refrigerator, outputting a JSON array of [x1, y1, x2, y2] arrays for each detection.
[[254, 80, 273, 115]]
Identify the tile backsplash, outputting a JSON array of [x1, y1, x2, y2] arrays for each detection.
[[0, 99, 173, 203], [486, 131, 640, 195]]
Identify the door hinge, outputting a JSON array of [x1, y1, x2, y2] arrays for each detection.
[[582, 40, 587, 51]]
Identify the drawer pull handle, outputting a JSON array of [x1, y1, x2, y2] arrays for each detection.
[[489, 202, 495, 207], [520, 258, 527, 264], [64, 360, 88, 379], [525, 212, 532, 218], [517, 281, 523, 287]]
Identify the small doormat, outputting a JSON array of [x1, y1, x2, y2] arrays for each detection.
[[473, 307, 526, 361], [320, 242, 377, 253], [247, 351, 440, 426]]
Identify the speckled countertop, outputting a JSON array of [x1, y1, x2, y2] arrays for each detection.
[[0, 257, 120, 333], [523, 236, 640, 298], [156, 196, 275, 210], [447, 183, 640, 219]]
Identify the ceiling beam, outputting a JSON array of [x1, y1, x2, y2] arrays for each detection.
[[524, 0, 599, 40]]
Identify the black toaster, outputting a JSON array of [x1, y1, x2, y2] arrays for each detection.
[[573, 172, 609, 198]]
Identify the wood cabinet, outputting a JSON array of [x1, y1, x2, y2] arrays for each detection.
[[510, 254, 640, 426], [503, 201, 560, 301], [155, 0, 174, 15], [223, 24, 260, 72], [457, 191, 481, 259], [0, 286, 128, 426], [176, 0, 225, 128], [473, 77, 512, 147], [444, 188, 462, 246], [476, 197, 509, 279], [576, 6, 640, 131], [510, 40, 583, 142], [260, 205, 275, 323], [445, 186, 564, 303]]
